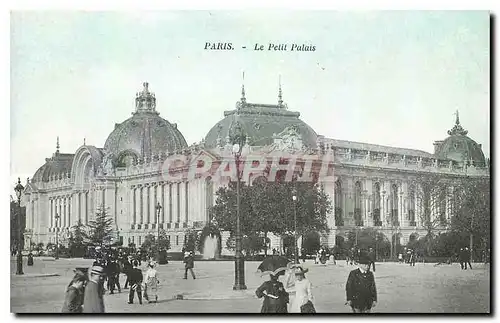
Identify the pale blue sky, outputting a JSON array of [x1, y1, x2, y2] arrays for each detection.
[[10, 11, 490, 180]]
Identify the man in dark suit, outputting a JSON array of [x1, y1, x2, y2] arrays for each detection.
[[346, 253, 377, 313], [183, 251, 196, 279], [458, 248, 465, 270], [127, 260, 143, 305]]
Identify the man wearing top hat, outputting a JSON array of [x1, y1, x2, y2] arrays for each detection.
[[83, 266, 106, 313], [345, 253, 377, 313]]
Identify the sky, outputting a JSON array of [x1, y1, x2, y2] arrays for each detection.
[[10, 10, 490, 184]]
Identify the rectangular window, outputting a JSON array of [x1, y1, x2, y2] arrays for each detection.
[[176, 235, 179, 246], [139, 236, 142, 246]]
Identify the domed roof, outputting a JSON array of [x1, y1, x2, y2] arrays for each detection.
[[435, 112, 486, 166], [204, 85, 318, 148], [103, 83, 188, 162], [32, 138, 74, 183]]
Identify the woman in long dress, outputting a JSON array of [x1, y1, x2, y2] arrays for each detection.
[[143, 261, 159, 303], [289, 266, 314, 313], [255, 274, 289, 313]]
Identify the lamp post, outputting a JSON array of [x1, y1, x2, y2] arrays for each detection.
[[14, 178, 24, 275], [156, 202, 162, 263], [231, 123, 247, 290], [55, 213, 60, 260], [292, 188, 299, 264]]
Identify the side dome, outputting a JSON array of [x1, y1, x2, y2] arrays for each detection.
[[434, 113, 486, 166], [103, 82, 188, 165], [204, 87, 317, 148], [32, 141, 74, 183]]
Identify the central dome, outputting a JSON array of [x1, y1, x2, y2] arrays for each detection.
[[204, 86, 318, 148], [104, 82, 188, 164]]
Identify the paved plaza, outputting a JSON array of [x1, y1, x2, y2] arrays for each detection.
[[11, 257, 490, 313]]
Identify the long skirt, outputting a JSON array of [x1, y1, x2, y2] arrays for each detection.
[[144, 277, 159, 303]]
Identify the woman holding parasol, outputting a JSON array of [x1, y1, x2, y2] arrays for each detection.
[[255, 256, 291, 313]]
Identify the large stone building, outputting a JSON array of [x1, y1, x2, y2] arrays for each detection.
[[21, 82, 489, 253]]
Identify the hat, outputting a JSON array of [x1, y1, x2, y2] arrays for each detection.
[[293, 266, 309, 275], [184, 252, 190, 257], [90, 266, 105, 276]]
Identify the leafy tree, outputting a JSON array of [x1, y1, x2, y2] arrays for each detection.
[[302, 231, 321, 255], [449, 177, 490, 260], [183, 229, 199, 252], [413, 174, 452, 254], [86, 205, 114, 247], [140, 230, 171, 258], [68, 219, 88, 257], [225, 233, 267, 256], [211, 179, 331, 255], [345, 227, 390, 259]]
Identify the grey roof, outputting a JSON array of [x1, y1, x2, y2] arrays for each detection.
[[104, 111, 188, 161], [324, 138, 435, 158], [32, 152, 74, 183], [204, 102, 318, 148]]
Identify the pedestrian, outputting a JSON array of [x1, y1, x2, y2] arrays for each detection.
[[367, 248, 376, 272], [345, 253, 377, 313], [255, 274, 289, 313], [183, 251, 196, 280], [27, 252, 34, 266], [289, 266, 315, 313], [409, 249, 416, 267], [144, 261, 159, 303], [123, 257, 133, 289], [459, 248, 465, 270], [62, 273, 87, 313], [301, 248, 307, 263], [83, 266, 106, 313], [127, 260, 143, 305], [464, 247, 473, 270]]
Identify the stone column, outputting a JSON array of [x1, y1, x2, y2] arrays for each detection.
[[140, 186, 145, 225], [151, 183, 157, 225]]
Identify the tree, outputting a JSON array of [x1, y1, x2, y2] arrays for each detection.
[[225, 232, 267, 257], [413, 174, 452, 254], [86, 205, 114, 247], [211, 179, 332, 255], [345, 228, 390, 259], [449, 177, 490, 260], [140, 230, 171, 258], [183, 229, 199, 252], [68, 220, 88, 257]]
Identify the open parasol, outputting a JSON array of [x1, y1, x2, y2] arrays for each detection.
[[257, 255, 293, 276]]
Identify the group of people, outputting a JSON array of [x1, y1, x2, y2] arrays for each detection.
[[256, 252, 378, 314], [61, 259, 159, 313], [458, 247, 473, 270]]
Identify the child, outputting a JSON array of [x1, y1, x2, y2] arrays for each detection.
[[345, 254, 377, 313]]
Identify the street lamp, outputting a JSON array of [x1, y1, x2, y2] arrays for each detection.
[[14, 178, 24, 275], [292, 188, 299, 264], [156, 202, 162, 263], [55, 213, 60, 260], [231, 122, 247, 290]]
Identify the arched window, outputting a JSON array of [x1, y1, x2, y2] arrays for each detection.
[[391, 184, 399, 226], [439, 190, 447, 226], [372, 182, 381, 226], [354, 181, 363, 226], [334, 179, 344, 226]]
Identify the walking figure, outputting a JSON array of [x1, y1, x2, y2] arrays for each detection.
[[345, 254, 377, 313], [144, 261, 159, 303], [256, 274, 289, 313], [367, 248, 376, 272], [83, 266, 106, 313], [183, 251, 196, 279], [127, 260, 143, 305], [464, 247, 472, 270]]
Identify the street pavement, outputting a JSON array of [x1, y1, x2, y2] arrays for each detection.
[[11, 257, 490, 313]]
